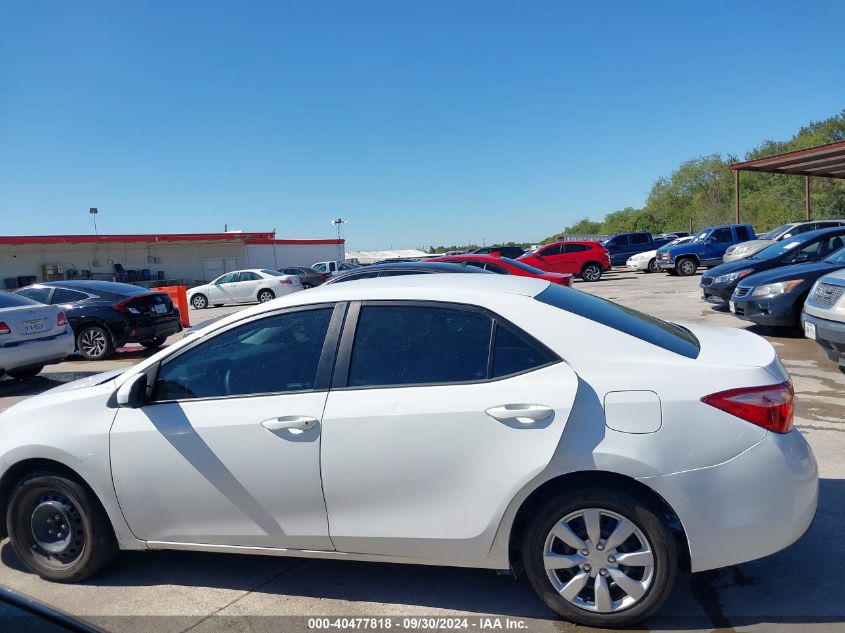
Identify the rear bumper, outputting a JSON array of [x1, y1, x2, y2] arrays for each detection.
[[643, 429, 818, 573], [732, 294, 798, 327], [0, 329, 75, 374], [111, 314, 182, 344], [802, 312, 845, 367]]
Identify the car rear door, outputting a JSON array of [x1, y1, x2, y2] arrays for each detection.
[[110, 304, 344, 549], [319, 301, 578, 563], [235, 271, 263, 301]]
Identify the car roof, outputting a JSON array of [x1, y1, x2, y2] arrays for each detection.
[[776, 225, 845, 243], [432, 254, 508, 262], [25, 280, 155, 296], [340, 261, 489, 272]]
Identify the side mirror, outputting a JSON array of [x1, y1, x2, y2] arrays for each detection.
[[793, 253, 810, 263], [116, 373, 148, 409], [706, 237, 716, 245]]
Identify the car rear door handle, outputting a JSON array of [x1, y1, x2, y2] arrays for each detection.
[[261, 416, 319, 433], [485, 404, 554, 425]]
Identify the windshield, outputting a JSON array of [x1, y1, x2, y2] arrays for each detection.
[[690, 230, 710, 244], [759, 224, 794, 240], [501, 257, 545, 275], [751, 238, 804, 260]]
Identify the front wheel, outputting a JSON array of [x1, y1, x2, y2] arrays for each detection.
[[676, 257, 697, 277], [522, 488, 677, 628], [76, 325, 114, 360], [580, 263, 603, 282], [191, 294, 208, 310], [6, 473, 118, 582], [257, 289, 275, 303], [647, 258, 660, 274]]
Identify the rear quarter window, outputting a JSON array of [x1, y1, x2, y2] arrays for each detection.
[[536, 285, 700, 359]]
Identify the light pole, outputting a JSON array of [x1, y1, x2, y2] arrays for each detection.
[[330, 218, 347, 240], [89, 208, 99, 235]]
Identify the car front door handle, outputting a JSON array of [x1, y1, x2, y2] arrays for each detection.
[[485, 404, 554, 425], [261, 416, 320, 433]]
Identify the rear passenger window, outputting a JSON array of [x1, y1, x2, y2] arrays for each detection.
[[631, 234, 650, 244], [735, 226, 751, 241], [492, 324, 555, 378], [348, 306, 492, 387], [563, 244, 588, 253], [52, 289, 88, 304]]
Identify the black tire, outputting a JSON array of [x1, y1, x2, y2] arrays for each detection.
[[7, 365, 45, 379], [580, 263, 603, 282], [302, 283, 313, 290], [522, 487, 677, 628], [6, 473, 118, 582], [666, 269, 679, 276], [76, 325, 115, 361], [191, 294, 208, 310], [647, 258, 660, 274], [257, 289, 275, 303], [676, 257, 697, 277], [139, 335, 167, 349]]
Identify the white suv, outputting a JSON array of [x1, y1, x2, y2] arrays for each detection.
[[802, 268, 845, 370]]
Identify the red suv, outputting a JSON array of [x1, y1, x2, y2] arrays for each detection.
[[517, 241, 610, 282]]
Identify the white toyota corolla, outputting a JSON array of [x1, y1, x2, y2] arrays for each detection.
[[0, 275, 817, 628]]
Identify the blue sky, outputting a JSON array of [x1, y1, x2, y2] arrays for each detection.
[[1, 1, 843, 250]]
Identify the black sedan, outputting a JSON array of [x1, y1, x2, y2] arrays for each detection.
[[700, 227, 845, 307], [324, 261, 492, 284], [280, 266, 329, 288], [15, 280, 182, 360], [731, 245, 845, 328]]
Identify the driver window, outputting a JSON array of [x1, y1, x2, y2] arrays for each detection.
[[215, 272, 238, 284], [152, 308, 333, 401], [711, 228, 733, 243]]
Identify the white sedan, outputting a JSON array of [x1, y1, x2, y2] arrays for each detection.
[[0, 291, 74, 379], [0, 275, 817, 627], [187, 269, 301, 309], [627, 236, 693, 273]]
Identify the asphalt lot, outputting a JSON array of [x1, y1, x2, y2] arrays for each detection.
[[1, 269, 843, 633]]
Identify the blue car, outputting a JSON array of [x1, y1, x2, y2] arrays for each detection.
[[657, 224, 756, 276]]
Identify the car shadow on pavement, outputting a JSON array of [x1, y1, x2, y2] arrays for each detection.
[[2, 480, 841, 629], [0, 372, 103, 399]]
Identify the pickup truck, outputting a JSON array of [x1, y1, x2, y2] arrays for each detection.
[[601, 232, 677, 266], [657, 224, 756, 276]]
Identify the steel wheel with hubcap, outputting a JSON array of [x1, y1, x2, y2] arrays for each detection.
[[258, 289, 275, 303], [522, 488, 676, 628], [76, 326, 114, 360], [647, 258, 660, 273], [676, 258, 697, 277], [581, 264, 602, 282], [191, 294, 208, 309], [6, 474, 117, 582]]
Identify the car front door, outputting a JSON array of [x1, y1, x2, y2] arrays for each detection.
[[319, 302, 578, 563], [532, 244, 563, 272], [235, 271, 263, 302], [110, 304, 344, 549], [207, 272, 239, 303], [703, 228, 734, 263]]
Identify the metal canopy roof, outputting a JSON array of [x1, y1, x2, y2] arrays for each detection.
[[730, 139, 845, 180]]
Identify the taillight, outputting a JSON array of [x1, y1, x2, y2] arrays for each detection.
[[279, 278, 293, 285], [701, 381, 794, 433], [0, 322, 9, 335], [57, 312, 67, 326], [112, 298, 140, 314], [321, 274, 329, 281]]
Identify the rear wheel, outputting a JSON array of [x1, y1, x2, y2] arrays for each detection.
[[302, 282, 313, 289], [647, 258, 660, 274], [580, 263, 603, 282], [7, 365, 45, 379], [139, 336, 167, 349], [257, 289, 275, 303], [76, 325, 114, 360], [191, 294, 208, 310], [676, 257, 697, 277], [6, 473, 118, 582], [522, 488, 677, 628]]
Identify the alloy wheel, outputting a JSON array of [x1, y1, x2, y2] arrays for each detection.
[[582, 265, 601, 282], [192, 295, 207, 309], [648, 258, 659, 273], [79, 329, 108, 359], [543, 508, 655, 614], [678, 259, 697, 276], [258, 290, 274, 303]]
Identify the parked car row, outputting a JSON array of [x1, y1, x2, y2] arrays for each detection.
[[697, 225, 845, 372]]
